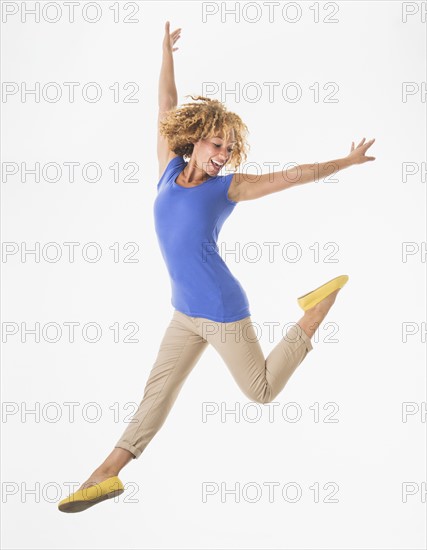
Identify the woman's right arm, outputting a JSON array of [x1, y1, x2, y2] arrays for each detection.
[[159, 21, 180, 109], [157, 21, 181, 175]]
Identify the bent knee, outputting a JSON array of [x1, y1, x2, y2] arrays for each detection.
[[247, 388, 273, 405]]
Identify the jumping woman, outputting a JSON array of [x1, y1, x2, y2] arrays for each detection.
[[58, 21, 376, 513]]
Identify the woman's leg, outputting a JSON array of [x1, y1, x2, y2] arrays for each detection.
[[76, 310, 208, 489], [192, 290, 341, 404], [114, 310, 209, 458]]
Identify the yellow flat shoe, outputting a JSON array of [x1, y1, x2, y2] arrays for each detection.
[[297, 275, 349, 311], [58, 475, 124, 513]]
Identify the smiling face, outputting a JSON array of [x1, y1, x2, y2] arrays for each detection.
[[192, 129, 236, 177]]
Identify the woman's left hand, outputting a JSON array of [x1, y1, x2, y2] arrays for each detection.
[[347, 137, 376, 164]]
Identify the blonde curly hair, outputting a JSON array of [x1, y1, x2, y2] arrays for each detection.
[[159, 95, 250, 171]]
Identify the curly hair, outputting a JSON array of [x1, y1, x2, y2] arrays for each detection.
[[158, 95, 250, 171]]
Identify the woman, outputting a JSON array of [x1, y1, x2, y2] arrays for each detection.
[[58, 21, 375, 513]]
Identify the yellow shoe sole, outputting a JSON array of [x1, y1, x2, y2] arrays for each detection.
[[297, 275, 349, 311], [58, 475, 124, 513]]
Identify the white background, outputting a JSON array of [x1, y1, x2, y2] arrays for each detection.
[[1, 1, 426, 549]]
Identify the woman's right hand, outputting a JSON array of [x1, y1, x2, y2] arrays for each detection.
[[163, 21, 182, 53]]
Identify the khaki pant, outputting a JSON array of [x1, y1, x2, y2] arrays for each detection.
[[114, 309, 313, 459]]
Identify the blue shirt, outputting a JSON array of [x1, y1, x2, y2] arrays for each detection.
[[154, 155, 251, 322]]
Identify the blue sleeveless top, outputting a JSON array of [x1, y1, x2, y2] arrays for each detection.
[[154, 155, 251, 322]]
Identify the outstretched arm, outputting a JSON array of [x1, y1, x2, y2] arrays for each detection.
[[157, 21, 181, 174], [234, 138, 376, 202], [158, 21, 180, 109]]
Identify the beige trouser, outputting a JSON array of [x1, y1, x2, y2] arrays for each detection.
[[114, 309, 313, 459]]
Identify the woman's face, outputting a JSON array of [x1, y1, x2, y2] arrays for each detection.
[[193, 130, 236, 176]]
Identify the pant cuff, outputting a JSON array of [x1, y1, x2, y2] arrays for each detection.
[[114, 442, 141, 460], [287, 323, 313, 353]]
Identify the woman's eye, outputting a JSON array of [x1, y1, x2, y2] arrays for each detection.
[[214, 144, 233, 153]]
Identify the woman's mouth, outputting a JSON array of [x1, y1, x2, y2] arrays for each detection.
[[211, 160, 223, 171]]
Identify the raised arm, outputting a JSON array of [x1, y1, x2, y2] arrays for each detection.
[[157, 21, 181, 177], [233, 138, 376, 201]]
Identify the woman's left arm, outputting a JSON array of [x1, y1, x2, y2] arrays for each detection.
[[234, 137, 376, 202]]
